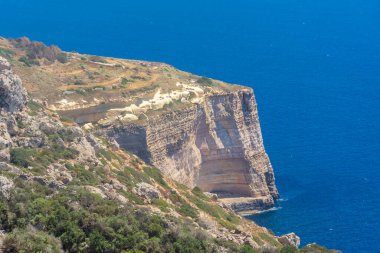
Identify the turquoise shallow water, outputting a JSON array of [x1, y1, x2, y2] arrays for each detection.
[[1, 1, 380, 252]]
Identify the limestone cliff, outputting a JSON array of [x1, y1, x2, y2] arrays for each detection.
[[0, 37, 342, 252], [0, 55, 297, 252], [103, 90, 278, 212], [0, 37, 278, 212]]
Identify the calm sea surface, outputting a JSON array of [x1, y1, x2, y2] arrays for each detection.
[[1, 0, 380, 252]]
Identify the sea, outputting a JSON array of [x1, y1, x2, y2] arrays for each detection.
[[1, 0, 379, 252]]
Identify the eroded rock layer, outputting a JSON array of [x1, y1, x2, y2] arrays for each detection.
[[105, 90, 279, 211]]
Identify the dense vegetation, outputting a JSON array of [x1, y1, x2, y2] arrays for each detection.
[[11, 37, 68, 66], [1, 140, 338, 253], [1, 131, 255, 252], [196, 77, 214, 86], [0, 179, 219, 253]]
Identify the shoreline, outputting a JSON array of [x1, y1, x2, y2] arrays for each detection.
[[218, 196, 277, 214]]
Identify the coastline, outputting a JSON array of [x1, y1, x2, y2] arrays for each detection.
[[219, 196, 277, 214]]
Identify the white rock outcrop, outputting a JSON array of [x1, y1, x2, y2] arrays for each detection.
[[277, 233, 301, 248], [0, 57, 27, 112], [133, 182, 161, 203], [0, 176, 14, 199]]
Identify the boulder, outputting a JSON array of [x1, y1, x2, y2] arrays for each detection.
[[6, 115, 19, 136], [70, 136, 98, 164], [86, 134, 103, 153], [0, 57, 11, 71], [0, 122, 12, 162], [0, 162, 21, 174], [0, 176, 14, 199], [204, 192, 218, 200], [39, 120, 60, 135], [133, 182, 161, 203], [277, 232, 301, 248], [85, 186, 107, 199]]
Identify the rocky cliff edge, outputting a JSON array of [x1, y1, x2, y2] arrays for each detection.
[[0, 37, 278, 212]]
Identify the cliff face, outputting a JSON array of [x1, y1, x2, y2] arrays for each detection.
[[0, 57, 27, 112], [106, 90, 278, 211], [0, 55, 296, 252], [0, 37, 278, 212], [0, 38, 342, 252]]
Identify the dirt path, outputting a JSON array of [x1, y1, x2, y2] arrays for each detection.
[[58, 77, 122, 91], [59, 73, 160, 92]]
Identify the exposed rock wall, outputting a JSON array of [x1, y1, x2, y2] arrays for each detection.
[[105, 90, 279, 211], [0, 57, 27, 112]]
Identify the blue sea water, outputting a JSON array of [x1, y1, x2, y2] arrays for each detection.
[[1, 0, 380, 252]]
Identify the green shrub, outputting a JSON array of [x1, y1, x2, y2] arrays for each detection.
[[130, 75, 146, 80], [10, 147, 78, 175], [191, 187, 209, 200], [240, 244, 260, 253], [10, 148, 35, 168], [89, 55, 107, 63], [27, 100, 43, 116], [185, 191, 240, 227], [152, 199, 169, 212], [57, 53, 69, 63], [4, 227, 63, 253], [19, 55, 40, 66], [121, 190, 144, 205], [251, 235, 265, 246], [169, 192, 198, 218], [196, 76, 213, 86], [115, 170, 135, 188], [66, 165, 99, 186], [144, 167, 168, 188], [88, 230, 115, 252], [176, 202, 198, 219], [173, 236, 209, 252], [300, 244, 337, 253], [281, 245, 299, 253], [259, 233, 282, 247], [0, 202, 9, 230], [74, 79, 85, 85], [0, 48, 14, 58], [121, 78, 133, 85]]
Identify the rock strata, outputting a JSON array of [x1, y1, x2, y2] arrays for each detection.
[[105, 90, 279, 212]]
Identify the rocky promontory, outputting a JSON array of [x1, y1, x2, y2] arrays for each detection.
[[0, 36, 279, 213], [0, 37, 341, 253]]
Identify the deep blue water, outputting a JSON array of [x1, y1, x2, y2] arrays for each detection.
[[1, 0, 380, 252]]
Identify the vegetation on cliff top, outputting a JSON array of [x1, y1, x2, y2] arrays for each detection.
[[0, 36, 247, 125]]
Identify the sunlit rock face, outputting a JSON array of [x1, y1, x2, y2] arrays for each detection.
[[0, 57, 27, 112], [105, 90, 279, 211]]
